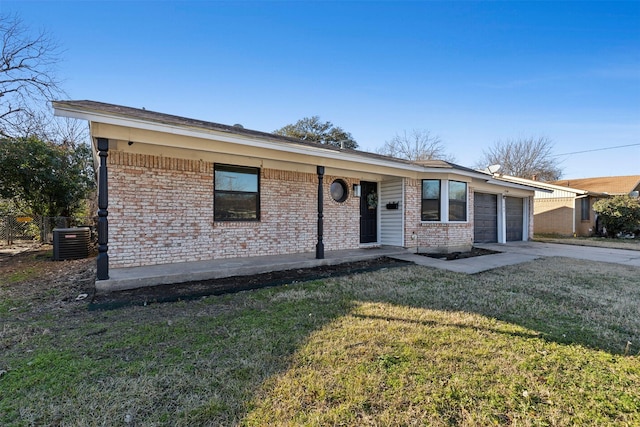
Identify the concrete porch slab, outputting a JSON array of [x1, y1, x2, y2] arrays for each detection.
[[96, 246, 410, 293]]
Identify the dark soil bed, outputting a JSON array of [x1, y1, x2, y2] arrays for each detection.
[[89, 256, 410, 310], [418, 247, 500, 261]]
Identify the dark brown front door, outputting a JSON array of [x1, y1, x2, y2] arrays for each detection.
[[360, 181, 378, 243]]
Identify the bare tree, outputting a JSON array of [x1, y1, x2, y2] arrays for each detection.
[[477, 137, 562, 181], [48, 116, 89, 146], [377, 129, 455, 162], [0, 14, 63, 137]]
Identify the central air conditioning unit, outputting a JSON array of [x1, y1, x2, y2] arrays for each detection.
[[53, 227, 91, 261]]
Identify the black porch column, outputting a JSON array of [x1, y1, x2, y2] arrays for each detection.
[[316, 166, 325, 259], [96, 138, 109, 280]]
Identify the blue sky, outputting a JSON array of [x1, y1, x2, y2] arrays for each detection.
[[3, 1, 639, 179]]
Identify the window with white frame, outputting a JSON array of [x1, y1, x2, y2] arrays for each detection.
[[421, 179, 441, 221], [421, 179, 468, 222], [448, 181, 467, 221]]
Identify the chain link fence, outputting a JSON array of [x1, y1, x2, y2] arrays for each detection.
[[0, 215, 96, 246]]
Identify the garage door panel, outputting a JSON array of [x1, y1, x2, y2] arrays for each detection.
[[506, 197, 523, 241], [474, 193, 497, 243]]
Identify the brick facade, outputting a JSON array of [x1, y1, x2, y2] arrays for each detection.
[[534, 198, 575, 236], [106, 152, 532, 268], [403, 178, 474, 253], [108, 151, 360, 268]]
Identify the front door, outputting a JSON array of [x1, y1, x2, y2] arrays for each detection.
[[360, 181, 378, 243]]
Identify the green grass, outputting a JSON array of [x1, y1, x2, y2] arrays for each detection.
[[1, 258, 639, 426], [5, 267, 37, 283]]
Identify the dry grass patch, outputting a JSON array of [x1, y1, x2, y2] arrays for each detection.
[[535, 235, 640, 250], [1, 257, 639, 425], [244, 301, 639, 426]]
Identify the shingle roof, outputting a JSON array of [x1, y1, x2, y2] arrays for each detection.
[[53, 100, 452, 169], [551, 175, 640, 195], [52, 100, 519, 182]]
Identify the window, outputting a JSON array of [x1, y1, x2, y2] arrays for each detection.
[[448, 181, 467, 221], [214, 164, 260, 221], [421, 180, 441, 221], [421, 179, 468, 222], [330, 179, 348, 203], [581, 197, 590, 221]]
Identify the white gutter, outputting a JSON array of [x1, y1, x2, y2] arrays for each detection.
[[485, 178, 552, 193], [54, 103, 530, 185], [55, 105, 432, 173]]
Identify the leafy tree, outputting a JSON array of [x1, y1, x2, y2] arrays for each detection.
[[0, 136, 94, 217], [593, 195, 640, 237], [477, 137, 562, 181], [376, 129, 454, 161], [274, 116, 358, 149], [0, 14, 64, 138]]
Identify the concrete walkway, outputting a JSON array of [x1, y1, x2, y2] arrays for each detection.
[[395, 241, 640, 275], [97, 246, 409, 293], [476, 241, 640, 268], [97, 241, 640, 293], [392, 250, 541, 274]]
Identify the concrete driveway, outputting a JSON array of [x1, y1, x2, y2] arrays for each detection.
[[393, 241, 640, 274]]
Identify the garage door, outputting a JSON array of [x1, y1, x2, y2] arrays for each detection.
[[506, 197, 524, 241], [474, 193, 498, 243]]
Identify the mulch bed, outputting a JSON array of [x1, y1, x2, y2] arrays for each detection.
[[417, 247, 501, 261], [89, 257, 411, 310]]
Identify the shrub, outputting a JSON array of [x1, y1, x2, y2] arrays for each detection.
[[593, 195, 640, 237]]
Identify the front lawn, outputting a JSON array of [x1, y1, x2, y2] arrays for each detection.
[[535, 234, 640, 250], [1, 257, 639, 425]]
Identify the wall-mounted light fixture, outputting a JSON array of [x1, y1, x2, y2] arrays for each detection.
[[352, 184, 361, 197], [127, 141, 134, 146]]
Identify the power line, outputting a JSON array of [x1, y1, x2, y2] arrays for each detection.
[[554, 143, 640, 157]]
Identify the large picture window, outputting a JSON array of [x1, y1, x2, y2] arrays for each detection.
[[421, 180, 441, 221], [214, 164, 260, 221], [448, 181, 467, 221]]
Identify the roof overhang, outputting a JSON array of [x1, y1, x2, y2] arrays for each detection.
[[485, 178, 553, 193], [54, 101, 435, 174], [53, 100, 538, 188]]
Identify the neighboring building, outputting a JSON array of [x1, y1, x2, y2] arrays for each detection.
[[53, 101, 540, 285], [499, 175, 640, 237], [552, 176, 640, 197]]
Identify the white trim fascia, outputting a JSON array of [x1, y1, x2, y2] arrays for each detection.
[[485, 178, 553, 193], [490, 175, 586, 194], [55, 106, 431, 173], [55, 105, 525, 186]]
